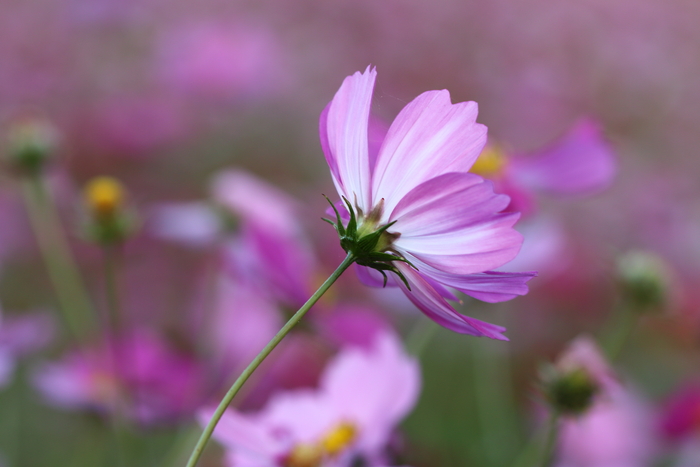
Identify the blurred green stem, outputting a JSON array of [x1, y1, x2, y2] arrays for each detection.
[[21, 174, 94, 341], [601, 302, 636, 361], [102, 245, 122, 332], [538, 411, 560, 467], [471, 338, 522, 467], [185, 252, 356, 467]]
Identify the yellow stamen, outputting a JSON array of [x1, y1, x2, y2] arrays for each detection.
[[321, 422, 357, 457], [471, 144, 508, 178], [84, 176, 125, 217]]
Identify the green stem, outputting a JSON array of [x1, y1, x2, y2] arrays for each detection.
[[538, 411, 560, 467], [102, 245, 122, 332], [601, 302, 636, 361], [185, 252, 356, 467], [20, 175, 94, 341]]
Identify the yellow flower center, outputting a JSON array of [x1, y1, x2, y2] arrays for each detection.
[[470, 144, 508, 178], [84, 176, 125, 217], [283, 422, 358, 467], [321, 422, 358, 457]]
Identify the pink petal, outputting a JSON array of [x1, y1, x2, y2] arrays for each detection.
[[390, 172, 510, 236], [394, 213, 523, 275], [322, 331, 420, 452], [372, 90, 486, 215], [320, 66, 376, 212], [198, 408, 280, 458], [394, 263, 508, 340], [509, 119, 617, 195], [414, 261, 536, 303]]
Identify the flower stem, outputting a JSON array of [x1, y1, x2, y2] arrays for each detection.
[[601, 302, 636, 361], [184, 252, 357, 467], [20, 174, 95, 342], [538, 410, 560, 467], [102, 245, 122, 331]]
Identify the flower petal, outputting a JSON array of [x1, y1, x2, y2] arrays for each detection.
[[509, 119, 617, 195], [413, 259, 536, 303], [389, 172, 510, 236], [394, 213, 523, 275], [320, 66, 376, 212], [394, 263, 508, 340], [371, 90, 487, 214]]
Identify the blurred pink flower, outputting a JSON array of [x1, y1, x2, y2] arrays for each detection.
[[473, 119, 617, 215], [157, 23, 285, 100], [201, 331, 420, 467], [660, 383, 700, 441], [553, 337, 657, 467], [0, 305, 54, 388], [33, 330, 208, 424], [321, 67, 534, 339], [85, 95, 189, 156]]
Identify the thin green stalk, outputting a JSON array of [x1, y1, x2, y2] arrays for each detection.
[[601, 302, 636, 361], [470, 338, 521, 467], [185, 253, 357, 467], [102, 245, 122, 331], [538, 411, 560, 467], [21, 175, 94, 341]]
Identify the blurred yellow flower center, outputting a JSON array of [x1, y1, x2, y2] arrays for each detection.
[[471, 144, 508, 178], [284, 422, 358, 467], [85, 176, 125, 217], [321, 422, 357, 456]]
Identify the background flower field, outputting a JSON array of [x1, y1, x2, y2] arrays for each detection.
[[1, 1, 700, 466]]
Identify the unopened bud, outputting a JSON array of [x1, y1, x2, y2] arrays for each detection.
[[85, 177, 125, 219], [542, 365, 599, 415], [83, 176, 134, 244], [617, 251, 671, 311], [5, 115, 59, 175]]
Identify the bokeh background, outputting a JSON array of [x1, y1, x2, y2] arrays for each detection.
[[1, 0, 700, 466]]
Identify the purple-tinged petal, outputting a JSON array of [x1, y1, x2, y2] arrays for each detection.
[[509, 119, 617, 195], [394, 263, 508, 340], [390, 172, 510, 236], [415, 262, 536, 303], [372, 90, 487, 214], [356, 264, 393, 288], [316, 306, 392, 349], [394, 213, 523, 275], [321, 67, 376, 212], [210, 169, 302, 237]]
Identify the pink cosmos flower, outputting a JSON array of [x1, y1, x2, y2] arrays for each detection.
[[551, 337, 657, 467], [33, 330, 208, 425], [321, 67, 535, 340], [0, 305, 54, 388], [471, 119, 617, 215], [200, 331, 420, 467]]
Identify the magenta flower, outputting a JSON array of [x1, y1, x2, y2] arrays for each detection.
[[200, 331, 420, 467], [33, 330, 208, 425], [321, 67, 534, 340]]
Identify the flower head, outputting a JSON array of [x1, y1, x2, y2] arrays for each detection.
[[321, 67, 535, 339], [201, 331, 420, 467]]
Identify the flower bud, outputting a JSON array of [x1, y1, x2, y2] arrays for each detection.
[[617, 251, 671, 311], [542, 365, 599, 415], [5, 115, 59, 175], [83, 176, 134, 244]]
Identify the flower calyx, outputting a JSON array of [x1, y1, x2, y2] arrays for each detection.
[[540, 364, 599, 416], [323, 195, 414, 290]]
